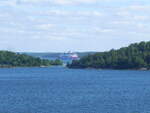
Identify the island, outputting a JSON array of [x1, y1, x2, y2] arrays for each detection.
[[67, 41, 150, 70], [0, 51, 62, 68]]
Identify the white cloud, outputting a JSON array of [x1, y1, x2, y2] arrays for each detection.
[[136, 23, 146, 29], [116, 10, 149, 21], [133, 15, 149, 20], [112, 21, 131, 25], [0, 0, 18, 7], [47, 10, 69, 16], [95, 28, 115, 33], [0, 0, 150, 52], [36, 24, 55, 30], [53, 0, 98, 5], [20, 0, 48, 3], [77, 11, 102, 16], [116, 11, 130, 17], [45, 10, 102, 17], [128, 5, 150, 11], [12, 0, 99, 5]]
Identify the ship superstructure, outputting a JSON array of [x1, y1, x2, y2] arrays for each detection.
[[59, 52, 79, 60]]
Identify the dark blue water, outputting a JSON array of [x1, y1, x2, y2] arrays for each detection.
[[0, 67, 150, 113]]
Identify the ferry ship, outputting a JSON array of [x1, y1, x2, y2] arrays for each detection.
[[59, 52, 79, 60]]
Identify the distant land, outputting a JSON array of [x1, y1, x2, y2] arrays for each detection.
[[67, 41, 150, 70], [21, 52, 96, 60], [0, 51, 62, 68]]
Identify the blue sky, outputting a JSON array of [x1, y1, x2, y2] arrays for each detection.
[[0, 0, 150, 52]]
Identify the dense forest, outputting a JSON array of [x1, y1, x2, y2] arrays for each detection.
[[0, 51, 62, 67], [67, 41, 150, 70]]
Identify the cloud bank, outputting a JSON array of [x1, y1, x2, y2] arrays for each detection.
[[0, 0, 150, 52]]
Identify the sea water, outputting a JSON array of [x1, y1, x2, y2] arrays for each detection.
[[0, 67, 150, 113]]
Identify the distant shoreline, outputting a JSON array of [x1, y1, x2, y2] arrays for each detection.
[[0, 65, 52, 68], [0, 66, 149, 71], [68, 67, 150, 71]]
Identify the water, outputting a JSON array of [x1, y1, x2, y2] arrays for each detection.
[[0, 67, 150, 113]]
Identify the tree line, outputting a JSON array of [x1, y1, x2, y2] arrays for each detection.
[[0, 51, 62, 67], [67, 41, 150, 70]]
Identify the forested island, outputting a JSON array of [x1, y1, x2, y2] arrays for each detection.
[[0, 51, 62, 67], [67, 41, 150, 70]]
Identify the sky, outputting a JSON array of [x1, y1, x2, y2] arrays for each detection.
[[0, 0, 150, 52]]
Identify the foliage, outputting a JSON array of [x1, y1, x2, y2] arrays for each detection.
[[67, 41, 150, 69], [49, 59, 63, 66], [0, 51, 62, 67]]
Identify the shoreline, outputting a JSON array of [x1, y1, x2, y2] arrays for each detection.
[[0, 65, 149, 71], [68, 67, 150, 71], [0, 65, 52, 68]]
